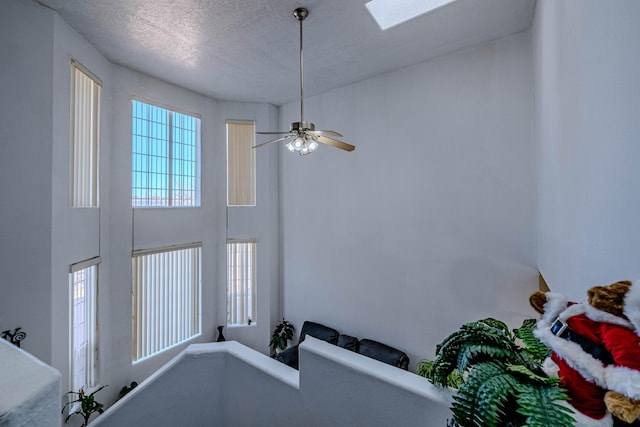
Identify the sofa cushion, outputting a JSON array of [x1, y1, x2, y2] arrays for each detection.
[[300, 321, 339, 345], [337, 334, 359, 352], [274, 345, 299, 369], [357, 339, 410, 370]]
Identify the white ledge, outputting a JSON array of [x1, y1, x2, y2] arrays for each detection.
[[300, 336, 453, 405], [0, 340, 61, 427], [186, 341, 300, 388], [95, 339, 452, 426]]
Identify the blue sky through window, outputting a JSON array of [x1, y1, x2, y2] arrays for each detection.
[[132, 100, 200, 207]]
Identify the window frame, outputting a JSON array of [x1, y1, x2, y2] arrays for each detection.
[[226, 238, 257, 327], [131, 98, 202, 208], [132, 243, 202, 362], [69, 256, 100, 395], [71, 60, 101, 208], [226, 120, 256, 207]]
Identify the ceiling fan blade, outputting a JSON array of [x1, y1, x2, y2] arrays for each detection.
[[309, 130, 343, 138], [256, 131, 292, 135], [316, 135, 356, 152], [253, 135, 294, 149]]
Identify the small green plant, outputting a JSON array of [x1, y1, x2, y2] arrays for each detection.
[[62, 385, 107, 427], [118, 381, 138, 400], [269, 318, 295, 354], [426, 318, 574, 427]]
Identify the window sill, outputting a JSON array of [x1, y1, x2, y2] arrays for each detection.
[[226, 324, 257, 329]]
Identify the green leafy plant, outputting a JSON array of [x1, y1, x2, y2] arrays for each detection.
[[426, 318, 574, 427], [62, 385, 107, 427], [118, 381, 138, 400], [269, 318, 295, 354], [417, 359, 462, 389]]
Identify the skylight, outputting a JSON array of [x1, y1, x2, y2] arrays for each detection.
[[365, 0, 457, 30]]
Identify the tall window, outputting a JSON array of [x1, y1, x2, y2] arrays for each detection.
[[132, 100, 201, 207], [71, 61, 101, 207], [227, 240, 256, 326], [132, 244, 201, 362], [70, 257, 100, 392], [227, 121, 256, 206]]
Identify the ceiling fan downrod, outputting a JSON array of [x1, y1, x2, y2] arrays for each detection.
[[294, 7, 308, 130]]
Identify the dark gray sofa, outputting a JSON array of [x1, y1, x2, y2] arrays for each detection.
[[275, 321, 409, 370]]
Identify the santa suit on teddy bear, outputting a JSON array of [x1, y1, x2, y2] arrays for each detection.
[[531, 280, 640, 426]]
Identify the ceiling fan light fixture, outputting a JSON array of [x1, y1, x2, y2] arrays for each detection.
[[285, 134, 319, 156]]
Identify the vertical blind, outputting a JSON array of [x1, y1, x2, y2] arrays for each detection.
[[70, 261, 98, 392], [227, 240, 256, 325], [132, 244, 201, 361], [227, 121, 256, 206], [71, 63, 101, 207]]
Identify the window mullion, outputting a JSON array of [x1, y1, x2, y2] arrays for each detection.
[[168, 111, 173, 207]]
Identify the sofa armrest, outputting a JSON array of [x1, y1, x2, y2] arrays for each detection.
[[274, 344, 299, 369], [300, 321, 340, 345], [357, 339, 410, 370]]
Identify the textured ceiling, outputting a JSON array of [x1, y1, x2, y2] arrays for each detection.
[[34, 0, 535, 106]]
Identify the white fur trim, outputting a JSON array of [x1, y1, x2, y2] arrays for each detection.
[[542, 292, 570, 323], [541, 357, 560, 378], [535, 303, 584, 332], [624, 280, 640, 333], [585, 305, 634, 329], [534, 324, 608, 388], [559, 304, 587, 322], [554, 400, 613, 427], [604, 365, 640, 400]]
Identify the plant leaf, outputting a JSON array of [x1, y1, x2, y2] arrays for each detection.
[[514, 319, 550, 364], [514, 381, 574, 427], [452, 361, 517, 427]]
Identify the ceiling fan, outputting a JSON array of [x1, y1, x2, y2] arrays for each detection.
[[254, 7, 356, 156]]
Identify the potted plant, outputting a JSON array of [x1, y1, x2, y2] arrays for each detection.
[[117, 381, 138, 400], [269, 318, 295, 356], [62, 385, 107, 427], [419, 318, 574, 427]]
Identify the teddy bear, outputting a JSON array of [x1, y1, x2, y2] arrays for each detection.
[[530, 280, 640, 426]]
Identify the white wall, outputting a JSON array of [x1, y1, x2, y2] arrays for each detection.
[[280, 32, 538, 368], [50, 9, 113, 404], [218, 101, 280, 353], [106, 65, 221, 399], [533, 0, 640, 298], [0, 0, 54, 364], [93, 339, 452, 427], [0, 0, 280, 415], [106, 69, 280, 402]]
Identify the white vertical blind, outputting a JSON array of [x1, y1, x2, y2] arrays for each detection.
[[227, 240, 256, 325], [227, 121, 256, 206], [71, 64, 100, 207], [132, 245, 201, 361], [71, 262, 98, 392]]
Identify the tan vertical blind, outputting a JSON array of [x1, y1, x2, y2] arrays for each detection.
[[227, 240, 256, 325], [71, 63, 101, 207], [227, 121, 256, 206], [132, 245, 201, 361]]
